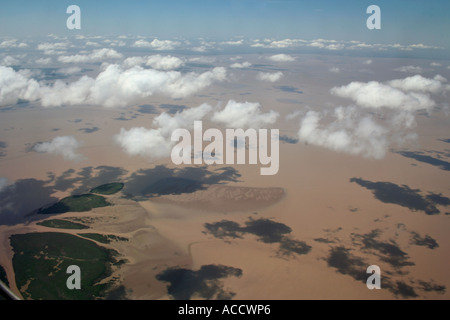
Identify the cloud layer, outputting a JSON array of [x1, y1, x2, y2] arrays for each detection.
[[0, 64, 226, 108]]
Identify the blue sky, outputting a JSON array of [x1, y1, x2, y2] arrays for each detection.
[[0, 0, 449, 48]]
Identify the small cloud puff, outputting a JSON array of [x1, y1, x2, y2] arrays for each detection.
[[33, 136, 84, 161]]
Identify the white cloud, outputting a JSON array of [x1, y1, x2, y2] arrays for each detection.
[[430, 62, 442, 67], [123, 55, 184, 70], [0, 66, 40, 106], [40, 65, 226, 108], [230, 61, 251, 69], [257, 71, 284, 82], [58, 48, 123, 63], [115, 103, 212, 159], [58, 67, 82, 75], [364, 60, 373, 65], [388, 75, 449, 94], [0, 39, 28, 48], [33, 136, 84, 161], [36, 57, 52, 65], [221, 40, 244, 46], [297, 107, 416, 159], [37, 42, 69, 55], [394, 65, 423, 73], [145, 55, 184, 70], [1, 56, 19, 66], [211, 100, 279, 129], [329, 67, 340, 73], [132, 39, 180, 50], [267, 54, 295, 62], [0, 64, 226, 108], [331, 80, 435, 111]]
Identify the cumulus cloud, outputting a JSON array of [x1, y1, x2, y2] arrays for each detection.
[[33, 136, 84, 161], [115, 103, 212, 159], [58, 48, 123, 63], [267, 54, 295, 62], [331, 80, 435, 111], [388, 75, 449, 94], [37, 42, 69, 55], [132, 39, 180, 50], [58, 67, 82, 75], [145, 55, 184, 70], [36, 57, 52, 65], [0, 39, 28, 48], [0, 64, 226, 108], [230, 61, 251, 69], [394, 65, 423, 73], [123, 55, 184, 70], [1, 56, 19, 66], [211, 100, 279, 129], [0, 66, 40, 106], [297, 107, 416, 159], [221, 40, 244, 46], [257, 71, 284, 82], [329, 67, 340, 73]]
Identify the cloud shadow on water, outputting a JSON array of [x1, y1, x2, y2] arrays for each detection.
[[124, 166, 241, 198], [137, 104, 158, 114], [204, 217, 311, 257], [350, 177, 449, 215], [397, 151, 450, 171], [274, 85, 303, 94], [156, 264, 242, 300]]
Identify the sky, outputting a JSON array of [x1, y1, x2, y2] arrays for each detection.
[[0, 0, 449, 48]]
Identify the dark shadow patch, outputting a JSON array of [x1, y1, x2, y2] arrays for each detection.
[[105, 285, 130, 300], [426, 193, 450, 206], [352, 230, 414, 269], [204, 218, 311, 257], [137, 104, 158, 114], [279, 238, 312, 256], [156, 264, 242, 300], [438, 139, 450, 144], [124, 166, 240, 198], [314, 237, 335, 244], [0, 141, 6, 157], [350, 177, 441, 215], [0, 179, 59, 225], [418, 280, 446, 294], [78, 127, 99, 134], [393, 281, 418, 298], [68, 119, 82, 123], [160, 104, 187, 114], [410, 232, 439, 249], [276, 98, 302, 104], [143, 177, 204, 196], [51, 128, 60, 132], [274, 85, 303, 94], [242, 218, 291, 243], [279, 135, 298, 144], [397, 151, 450, 171], [202, 220, 243, 240], [326, 246, 367, 282]]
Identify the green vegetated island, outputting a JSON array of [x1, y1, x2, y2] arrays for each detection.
[[38, 182, 124, 215], [90, 182, 124, 195], [10, 232, 125, 300], [10, 182, 128, 299], [37, 219, 89, 230]]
